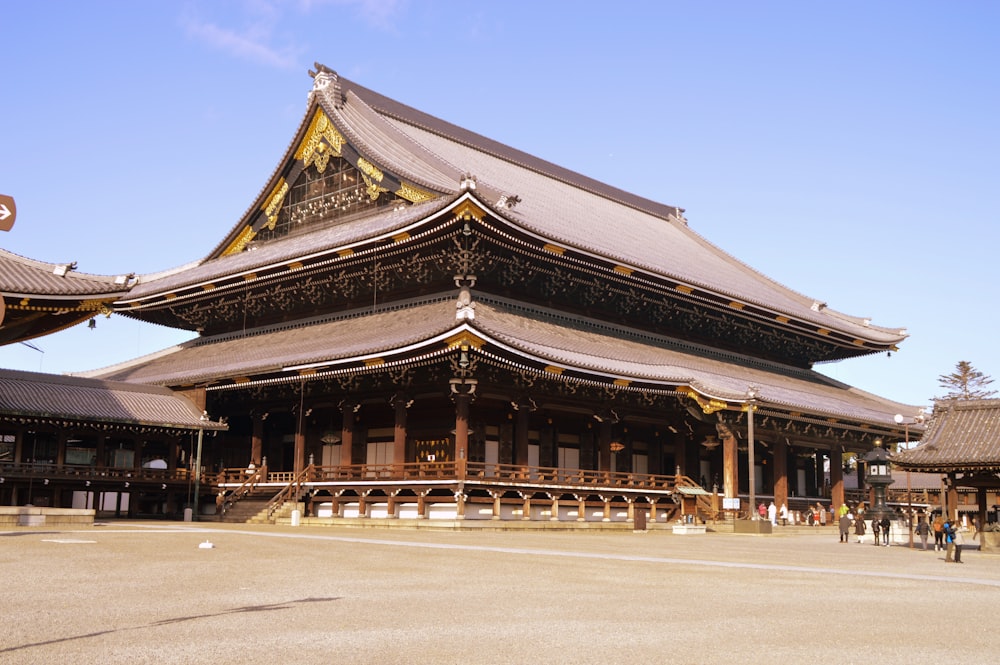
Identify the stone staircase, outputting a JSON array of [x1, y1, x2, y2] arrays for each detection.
[[217, 487, 275, 524]]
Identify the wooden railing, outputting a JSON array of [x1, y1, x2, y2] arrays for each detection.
[[263, 464, 316, 521], [0, 462, 194, 483]]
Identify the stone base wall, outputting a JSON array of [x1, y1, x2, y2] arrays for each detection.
[[0, 507, 96, 527]]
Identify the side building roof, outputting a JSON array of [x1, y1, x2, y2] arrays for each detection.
[[894, 399, 1000, 473], [0, 248, 130, 345], [0, 368, 227, 432]]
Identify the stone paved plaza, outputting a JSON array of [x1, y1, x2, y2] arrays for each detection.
[[1, 521, 995, 664]]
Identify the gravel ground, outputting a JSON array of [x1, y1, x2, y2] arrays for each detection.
[[1, 521, 995, 664]]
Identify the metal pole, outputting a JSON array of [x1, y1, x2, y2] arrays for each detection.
[[192, 427, 204, 522], [906, 423, 913, 549], [748, 397, 756, 519]]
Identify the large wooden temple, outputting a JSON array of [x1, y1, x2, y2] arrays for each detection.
[[2, 64, 923, 524]]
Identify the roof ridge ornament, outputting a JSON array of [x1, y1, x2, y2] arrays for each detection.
[[459, 174, 477, 191], [308, 62, 342, 107]]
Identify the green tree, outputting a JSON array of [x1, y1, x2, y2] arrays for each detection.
[[936, 360, 997, 400]]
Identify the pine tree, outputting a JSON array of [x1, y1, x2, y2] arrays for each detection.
[[936, 360, 997, 400]]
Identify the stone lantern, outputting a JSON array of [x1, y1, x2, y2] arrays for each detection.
[[863, 439, 895, 525]]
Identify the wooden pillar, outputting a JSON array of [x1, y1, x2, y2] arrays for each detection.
[[947, 475, 959, 521], [456, 490, 466, 518], [357, 491, 367, 518], [386, 490, 396, 519], [577, 495, 587, 522], [550, 495, 560, 521], [627, 498, 635, 523], [493, 492, 502, 520], [454, 392, 471, 478], [674, 431, 687, 479], [722, 432, 737, 500], [522, 493, 531, 520], [772, 438, 788, 511], [339, 402, 357, 467], [650, 498, 658, 523], [602, 496, 611, 522], [330, 493, 340, 519], [597, 418, 612, 472], [830, 444, 844, 510], [251, 415, 264, 466], [393, 395, 410, 467], [416, 491, 426, 519], [514, 401, 530, 466]]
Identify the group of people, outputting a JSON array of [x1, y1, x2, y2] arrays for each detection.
[[913, 514, 965, 562], [835, 507, 891, 545]]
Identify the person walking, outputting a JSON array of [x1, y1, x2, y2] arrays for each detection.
[[932, 514, 945, 551], [854, 512, 866, 543], [839, 511, 852, 543], [768, 501, 777, 526], [915, 517, 930, 550], [871, 517, 880, 546], [880, 516, 891, 546]]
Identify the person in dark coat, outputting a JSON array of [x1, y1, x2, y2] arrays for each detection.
[[839, 512, 852, 543], [871, 517, 880, 546], [854, 513, 866, 543]]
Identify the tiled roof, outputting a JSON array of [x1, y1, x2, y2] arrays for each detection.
[[0, 248, 126, 297], [83, 296, 917, 428], [122, 197, 450, 300], [0, 369, 226, 431], [130, 69, 905, 349], [893, 399, 1000, 471]]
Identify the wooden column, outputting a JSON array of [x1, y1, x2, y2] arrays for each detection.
[[454, 392, 471, 478], [493, 492, 502, 520], [722, 432, 737, 500], [514, 401, 530, 467], [597, 418, 612, 472], [522, 493, 532, 520], [392, 395, 410, 467], [673, 431, 687, 479], [830, 444, 845, 510], [339, 402, 358, 467], [251, 415, 264, 466], [550, 494, 560, 521], [772, 438, 788, 512], [577, 495, 587, 522], [947, 475, 959, 521]]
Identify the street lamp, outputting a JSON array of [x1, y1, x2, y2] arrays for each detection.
[[746, 387, 758, 520], [863, 438, 894, 541], [894, 413, 913, 548]]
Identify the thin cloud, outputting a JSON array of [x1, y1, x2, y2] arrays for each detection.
[[180, 8, 301, 69]]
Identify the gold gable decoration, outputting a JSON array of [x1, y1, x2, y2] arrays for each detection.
[[296, 109, 345, 174], [680, 387, 728, 415]]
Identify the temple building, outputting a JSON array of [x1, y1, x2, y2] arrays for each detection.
[[1, 64, 922, 524]]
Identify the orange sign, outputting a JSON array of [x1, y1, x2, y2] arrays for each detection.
[[0, 194, 15, 231]]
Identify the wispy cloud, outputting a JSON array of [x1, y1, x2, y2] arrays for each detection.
[[180, 0, 407, 68]]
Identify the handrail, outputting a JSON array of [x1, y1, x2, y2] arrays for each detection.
[[219, 467, 264, 516], [264, 464, 316, 521], [0, 461, 192, 482]]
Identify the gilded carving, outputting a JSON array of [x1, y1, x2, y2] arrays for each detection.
[[356, 157, 384, 183], [296, 109, 345, 173], [396, 182, 435, 203], [262, 179, 289, 230], [222, 226, 257, 256]]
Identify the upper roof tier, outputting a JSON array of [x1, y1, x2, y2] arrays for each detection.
[[117, 65, 905, 361]]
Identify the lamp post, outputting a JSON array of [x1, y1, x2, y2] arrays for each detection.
[[863, 439, 894, 543], [894, 414, 913, 548], [191, 411, 210, 522], [746, 387, 758, 520]]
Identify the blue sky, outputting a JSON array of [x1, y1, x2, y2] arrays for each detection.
[[1, 1, 998, 411]]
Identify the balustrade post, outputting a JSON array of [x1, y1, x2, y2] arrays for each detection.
[[577, 495, 587, 522], [550, 495, 560, 521]]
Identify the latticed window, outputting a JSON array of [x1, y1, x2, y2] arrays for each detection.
[[255, 156, 402, 242]]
